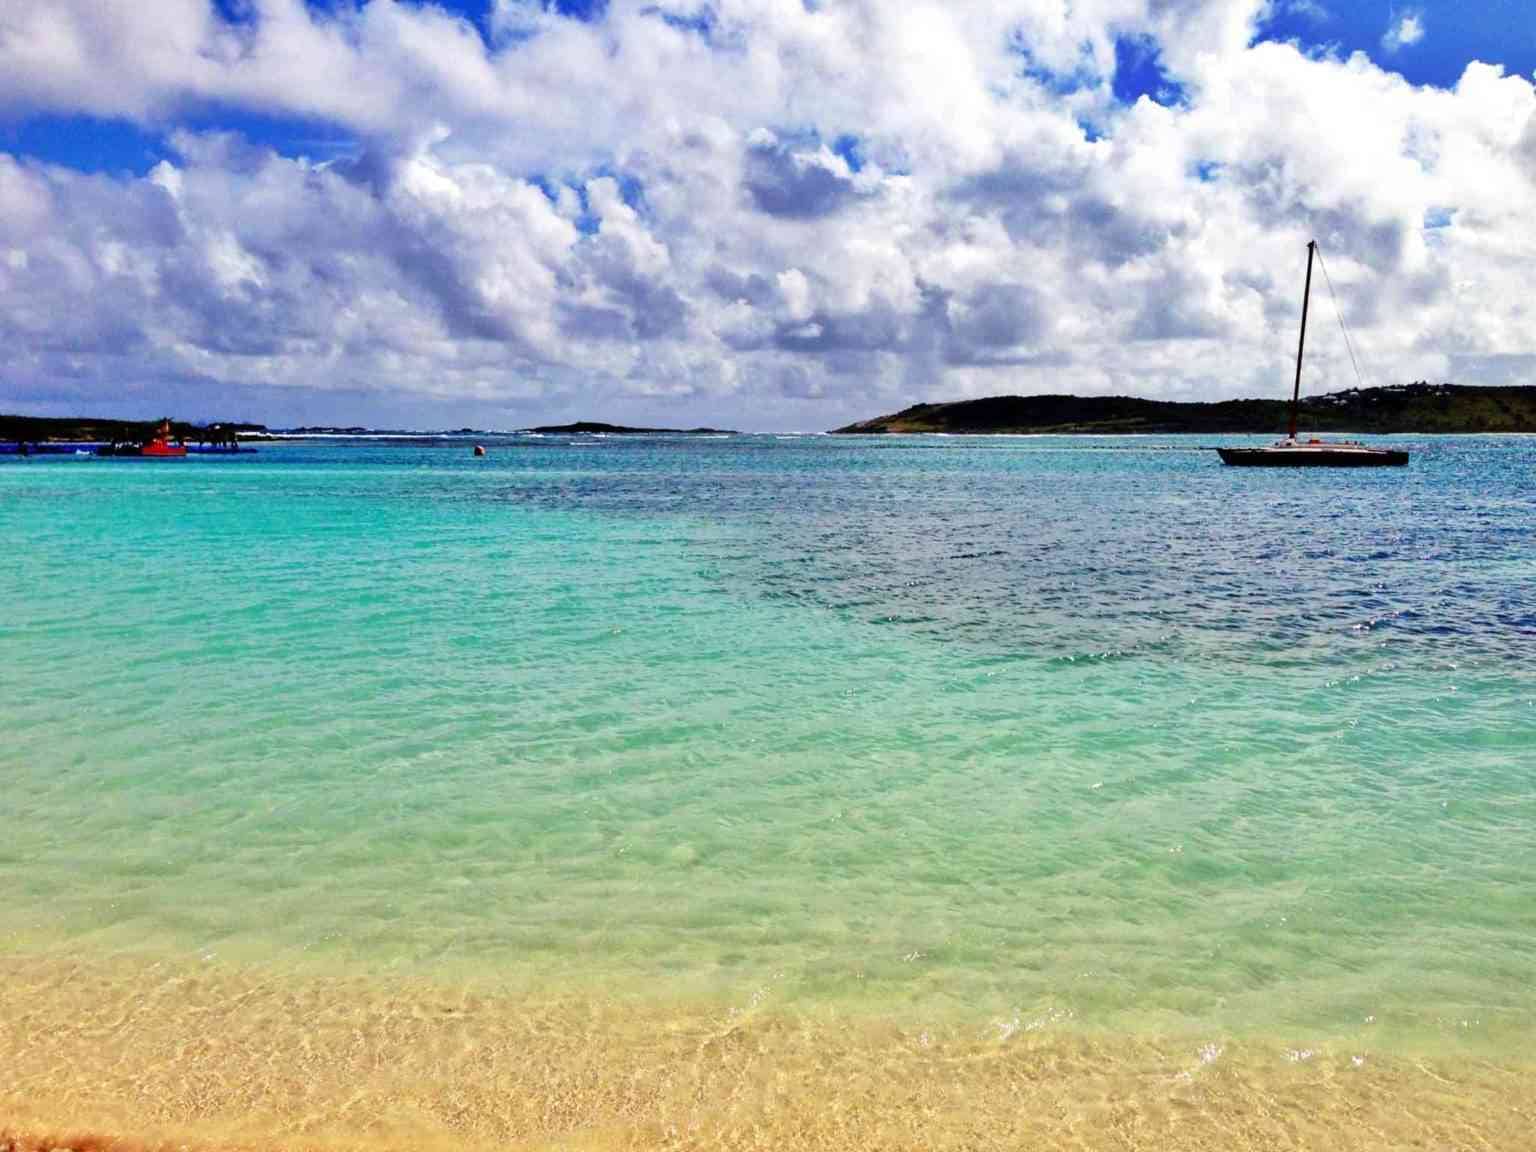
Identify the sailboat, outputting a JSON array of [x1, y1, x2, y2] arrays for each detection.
[[1218, 241, 1409, 467]]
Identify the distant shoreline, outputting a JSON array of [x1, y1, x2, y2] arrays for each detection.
[[832, 382, 1536, 435], [2, 416, 738, 443], [525, 421, 737, 435], [0, 415, 263, 446], [9, 383, 1536, 442]]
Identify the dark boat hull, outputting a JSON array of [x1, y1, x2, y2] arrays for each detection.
[[1217, 447, 1409, 468]]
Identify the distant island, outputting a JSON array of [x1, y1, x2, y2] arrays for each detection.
[[527, 422, 736, 435], [208, 421, 737, 437], [2, 415, 264, 446], [832, 383, 1536, 435]]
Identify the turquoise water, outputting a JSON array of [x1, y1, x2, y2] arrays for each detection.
[[2, 434, 1533, 1054]]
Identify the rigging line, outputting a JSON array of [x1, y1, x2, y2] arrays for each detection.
[[1314, 244, 1368, 392]]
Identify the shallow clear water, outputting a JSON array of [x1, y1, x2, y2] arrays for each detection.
[[2, 434, 1534, 1065]]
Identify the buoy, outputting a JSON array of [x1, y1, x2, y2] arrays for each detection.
[[473, 444, 486, 457]]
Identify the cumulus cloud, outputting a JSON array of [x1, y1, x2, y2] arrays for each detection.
[[743, 131, 865, 219], [0, 0, 1533, 428]]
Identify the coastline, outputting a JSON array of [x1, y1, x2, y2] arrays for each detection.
[[4, 947, 1532, 1152], [830, 384, 1536, 435]]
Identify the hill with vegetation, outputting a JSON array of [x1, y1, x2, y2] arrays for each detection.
[[2, 415, 265, 445], [527, 422, 736, 434], [832, 383, 1536, 435]]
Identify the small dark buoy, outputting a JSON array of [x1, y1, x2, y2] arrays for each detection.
[[473, 444, 486, 457]]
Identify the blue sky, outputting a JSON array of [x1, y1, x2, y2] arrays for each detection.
[[1257, 0, 1535, 88], [1, 1, 1534, 429]]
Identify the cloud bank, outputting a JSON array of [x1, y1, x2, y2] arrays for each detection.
[[2, 0, 1534, 428]]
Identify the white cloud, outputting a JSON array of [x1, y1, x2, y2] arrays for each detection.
[[1383, 11, 1426, 53], [0, 1, 1532, 429], [1278, 0, 1329, 21]]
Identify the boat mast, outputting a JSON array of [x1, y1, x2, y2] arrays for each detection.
[[1289, 240, 1316, 441]]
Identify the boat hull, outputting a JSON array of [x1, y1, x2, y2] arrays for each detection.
[[140, 441, 187, 457], [1217, 447, 1408, 468], [98, 440, 188, 458]]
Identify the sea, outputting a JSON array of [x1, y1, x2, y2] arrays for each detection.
[[2, 432, 1533, 1149]]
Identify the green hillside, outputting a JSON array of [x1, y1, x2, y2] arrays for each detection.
[[832, 383, 1536, 435]]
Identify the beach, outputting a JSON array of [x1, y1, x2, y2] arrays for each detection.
[[3, 434, 1533, 1149], [5, 949, 1534, 1151]]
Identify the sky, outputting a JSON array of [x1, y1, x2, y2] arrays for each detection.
[[1, 1, 1535, 430]]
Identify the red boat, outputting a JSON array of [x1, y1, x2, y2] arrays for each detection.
[[140, 436, 188, 458], [99, 419, 188, 458]]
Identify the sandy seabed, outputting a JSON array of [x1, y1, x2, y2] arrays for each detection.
[[2, 952, 1532, 1152]]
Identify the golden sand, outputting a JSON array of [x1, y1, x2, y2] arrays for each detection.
[[2, 951, 1532, 1152]]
